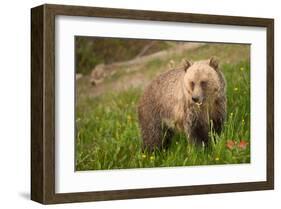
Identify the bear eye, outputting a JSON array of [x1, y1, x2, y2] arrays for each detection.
[[190, 81, 195, 90], [200, 81, 208, 88]]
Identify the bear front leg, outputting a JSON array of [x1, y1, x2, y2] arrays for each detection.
[[161, 125, 174, 150], [185, 119, 209, 146], [212, 98, 226, 135], [212, 118, 223, 134]]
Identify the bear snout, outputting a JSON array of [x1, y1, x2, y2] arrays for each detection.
[[192, 96, 200, 103], [191, 95, 204, 105]]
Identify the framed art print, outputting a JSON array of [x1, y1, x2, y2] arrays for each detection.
[[31, 4, 274, 204]]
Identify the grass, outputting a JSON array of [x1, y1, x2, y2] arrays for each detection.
[[143, 44, 250, 79], [75, 57, 250, 171]]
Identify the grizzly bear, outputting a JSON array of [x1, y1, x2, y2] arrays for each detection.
[[138, 57, 226, 151]]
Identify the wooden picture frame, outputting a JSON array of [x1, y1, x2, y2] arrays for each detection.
[[31, 4, 274, 204]]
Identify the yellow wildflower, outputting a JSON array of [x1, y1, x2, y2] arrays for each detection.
[[150, 156, 155, 161], [141, 154, 146, 159], [215, 157, 219, 161], [234, 87, 238, 91]]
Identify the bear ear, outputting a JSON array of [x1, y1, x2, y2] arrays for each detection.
[[209, 57, 219, 70], [183, 59, 192, 72]]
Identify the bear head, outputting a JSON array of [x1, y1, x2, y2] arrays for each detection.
[[183, 57, 221, 106]]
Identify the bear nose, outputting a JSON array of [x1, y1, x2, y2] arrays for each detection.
[[192, 96, 199, 103]]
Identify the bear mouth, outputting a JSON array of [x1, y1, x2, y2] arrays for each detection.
[[195, 102, 203, 106]]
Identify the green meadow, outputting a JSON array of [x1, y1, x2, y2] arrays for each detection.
[[75, 43, 250, 171]]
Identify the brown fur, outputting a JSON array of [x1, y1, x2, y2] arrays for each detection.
[[138, 57, 226, 151]]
